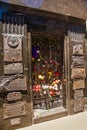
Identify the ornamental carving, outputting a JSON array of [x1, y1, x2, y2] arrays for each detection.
[[72, 56, 85, 66], [4, 35, 22, 62], [73, 44, 83, 55]]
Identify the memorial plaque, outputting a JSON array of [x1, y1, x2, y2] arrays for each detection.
[[72, 56, 85, 66], [7, 92, 22, 101], [4, 63, 23, 74], [4, 35, 22, 62], [74, 89, 84, 99], [3, 101, 27, 119], [6, 76, 27, 91], [10, 118, 21, 126], [71, 67, 86, 79], [73, 80, 85, 90], [73, 44, 83, 55], [74, 98, 83, 112]]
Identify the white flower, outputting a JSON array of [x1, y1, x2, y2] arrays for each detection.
[[42, 85, 49, 89], [53, 84, 58, 90]]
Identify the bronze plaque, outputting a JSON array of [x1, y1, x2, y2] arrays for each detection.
[[73, 80, 85, 90], [4, 63, 23, 74], [72, 56, 85, 66], [4, 35, 22, 62], [3, 101, 27, 119], [6, 76, 27, 91], [7, 92, 22, 101], [73, 44, 83, 55], [71, 67, 86, 79]]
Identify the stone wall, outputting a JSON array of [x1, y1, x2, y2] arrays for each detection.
[[0, 0, 87, 19]]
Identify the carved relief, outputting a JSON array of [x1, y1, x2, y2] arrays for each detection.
[[4, 35, 22, 62], [7, 92, 22, 101], [3, 101, 27, 119], [4, 63, 23, 74], [73, 80, 85, 90], [71, 67, 86, 79], [72, 56, 85, 66], [73, 44, 83, 55]]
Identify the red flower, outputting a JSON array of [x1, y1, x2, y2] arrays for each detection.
[[33, 85, 41, 92], [50, 90, 55, 96], [54, 72, 60, 76]]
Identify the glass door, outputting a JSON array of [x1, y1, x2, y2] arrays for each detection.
[[31, 34, 66, 118]]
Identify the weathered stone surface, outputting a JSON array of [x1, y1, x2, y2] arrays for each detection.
[[3, 101, 27, 119], [4, 63, 23, 74], [73, 44, 83, 55], [1, 0, 87, 19], [3, 35, 22, 62], [74, 98, 83, 112], [10, 118, 21, 126], [7, 92, 22, 101], [74, 89, 84, 112], [72, 56, 85, 66], [71, 67, 86, 79], [5, 76, 27, 92], [74, 89, 84, 99], [0, 75, 27, 92], [69, 32, 85, 43], [73, 80, 85, 90]]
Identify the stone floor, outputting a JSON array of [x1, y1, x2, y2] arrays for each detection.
[[17, 111, 87, 130]]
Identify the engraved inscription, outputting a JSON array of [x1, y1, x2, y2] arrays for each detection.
[[4, 35, 22, 62], [74, 99, 83, 112], [10, 118, 21, 126], [72, 56, 85, 66], [71, 67, 86, 79], [73, 44, 83, 55], [74, 89, 84, 112], [73, 80, 85, 90], [4, 63, 23, 74], [74, 89, 84, 99], [3, 101, 27, 119], [7, 92, 22, 101]]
